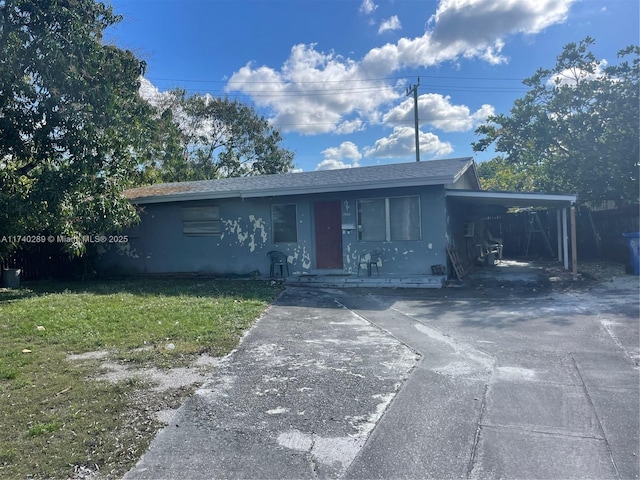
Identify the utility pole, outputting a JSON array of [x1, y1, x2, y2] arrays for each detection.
[[406, 77, 420, 162]]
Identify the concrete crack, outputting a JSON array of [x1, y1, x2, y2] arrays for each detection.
[[600, 317, 640, 366], [570, 353, 621, 480], [466, 382, 490, 479], [307, 434, 319, 478], [479, 422, 606, 440]]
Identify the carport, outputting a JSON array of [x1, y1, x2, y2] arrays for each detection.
[[445, 190, 579, 279]]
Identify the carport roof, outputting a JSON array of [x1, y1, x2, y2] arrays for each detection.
[[445, 189, 577, 207]]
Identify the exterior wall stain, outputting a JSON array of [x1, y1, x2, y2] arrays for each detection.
[[220, 215, 268, 253], [249, 215, 268, 242], [221, 218, 249, 244], [289, 244, 312, 272], [345, 245, 353, 268]]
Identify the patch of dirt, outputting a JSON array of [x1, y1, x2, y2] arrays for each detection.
[[443, 258, 634, 298], [66, 351, 222, 479], [68, 351, 220, 423], [576, 261, 628, 282], [85, 354, 218, 393], [538, 259, 631, 292]]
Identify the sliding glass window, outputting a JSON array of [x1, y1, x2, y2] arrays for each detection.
[[357, 196, 420, 241]]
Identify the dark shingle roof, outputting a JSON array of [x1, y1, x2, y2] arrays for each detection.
[[125, 157, 476, 204]]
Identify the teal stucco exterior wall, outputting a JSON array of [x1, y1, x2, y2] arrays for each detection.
[[97, 184, 449, 277]]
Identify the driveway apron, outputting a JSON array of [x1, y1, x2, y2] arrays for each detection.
[[336, 278, 639, 479]]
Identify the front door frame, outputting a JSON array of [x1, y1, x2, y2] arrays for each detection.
[[314, 201, 344, 269]]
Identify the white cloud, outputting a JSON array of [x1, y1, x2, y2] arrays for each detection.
[[383, 93, 495, 132], [226, 0, 574, 136], [548, 59, 608, 87], [363, 0, 574, 73], [316, 141, 362, 170], [227, 44, 399, 135], [315, 159, 352, 170], [139, 76, 172, 107], [359, 0, 377, 15], [470, 103, 496, 125], [364, 126, 453, 159], [139, 77, 229, 145], [429, 0, 574, 48], [334, 118, 365, 135], [378, 15, 402, 34], [139, 77, 159, 102]]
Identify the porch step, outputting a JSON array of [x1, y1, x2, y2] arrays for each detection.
[[283, 274, 445, 289]]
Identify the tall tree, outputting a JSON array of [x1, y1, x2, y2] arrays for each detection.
[[473, 37, 639, 206], [477, 156, 540, 192], [0, 0, 153, 257], [140, 88, 295, 183]]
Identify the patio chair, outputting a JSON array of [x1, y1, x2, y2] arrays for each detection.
[[481, 241, 500, 265], [486, 230, 503, 261], [357, 249, 382, 277], [268, 251, 289, 277]]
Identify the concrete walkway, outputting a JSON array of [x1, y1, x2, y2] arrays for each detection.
[[124, 288, 419, 479], [125, 276, 639, 479]]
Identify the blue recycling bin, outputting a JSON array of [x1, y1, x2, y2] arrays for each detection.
[[622, 232, 640, 275]]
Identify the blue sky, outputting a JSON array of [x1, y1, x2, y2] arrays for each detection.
[[106, 0, 639, 172]]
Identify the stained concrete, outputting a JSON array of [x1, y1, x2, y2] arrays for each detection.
[[125, 272, 639, 479], [124, 288, 418, 479], [340, 275, 639, 480]]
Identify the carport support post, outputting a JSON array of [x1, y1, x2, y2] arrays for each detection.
[[556, 209, 563, 263], [571, 205, 578, 280], [562, 208, 569, 270]]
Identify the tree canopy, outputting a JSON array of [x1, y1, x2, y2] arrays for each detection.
[[473, 37, 639, 206], [140, 89, 295, 184], [0, 1, 294, 261], [0, 0, 153, 256]]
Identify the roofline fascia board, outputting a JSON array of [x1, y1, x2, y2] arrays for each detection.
[[128, 191, 240, 204], [128, 176, 456, 204], [445, 189, 577, 204]]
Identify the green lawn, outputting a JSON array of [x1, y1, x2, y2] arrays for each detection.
[[0, 278, 282, 479]]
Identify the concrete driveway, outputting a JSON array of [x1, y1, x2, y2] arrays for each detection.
[[125, 276, 639, 479]]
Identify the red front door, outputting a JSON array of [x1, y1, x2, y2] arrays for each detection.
[[314, 201, 343, 269]]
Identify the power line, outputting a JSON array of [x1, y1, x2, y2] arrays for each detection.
[[146, 83, 528, 98], [143, 72, 529, 99], [147, 73, 528, 85], [265, 119, 449, 127]]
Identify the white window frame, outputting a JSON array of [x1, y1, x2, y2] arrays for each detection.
[[357, 195, 421, 242]]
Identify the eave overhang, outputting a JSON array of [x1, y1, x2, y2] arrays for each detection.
[[445, 189, 577, 208], [127, 175, 459, 204]]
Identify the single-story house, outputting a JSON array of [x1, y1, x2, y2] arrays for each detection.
[[97, 157, 578, 282]]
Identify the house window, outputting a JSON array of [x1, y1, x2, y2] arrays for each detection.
[[182, 206, 220, 235], [357, 196, 420, 241], [389, 196, 421, 241], [272, 204, 297, 243], [357, 198, 386, 241]]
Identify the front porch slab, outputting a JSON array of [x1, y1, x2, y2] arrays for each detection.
[[282, 273, 446, 289]]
